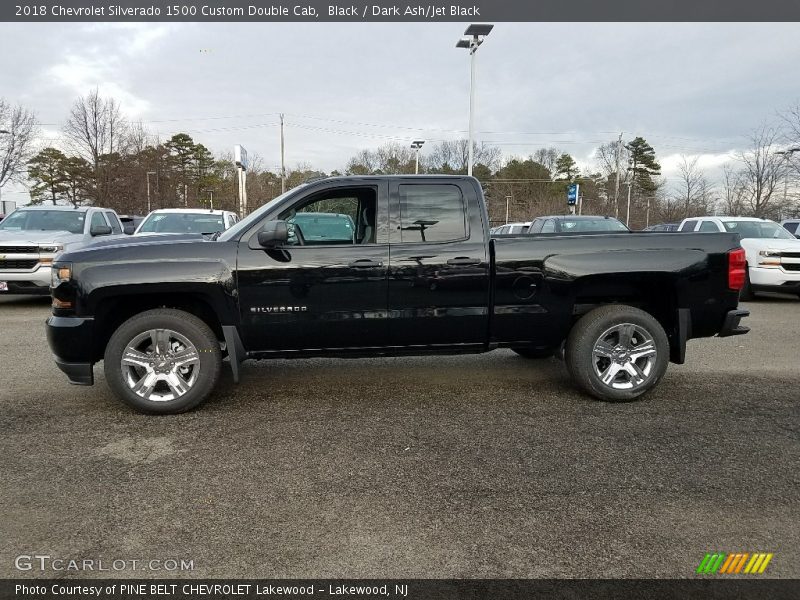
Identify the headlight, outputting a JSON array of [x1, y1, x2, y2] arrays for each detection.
[[757, 250, 781, 267], [39, 244, 64, 265], [51, 263, 72, 287]]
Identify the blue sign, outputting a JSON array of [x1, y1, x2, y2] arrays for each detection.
[[567, 183, 578, 205]]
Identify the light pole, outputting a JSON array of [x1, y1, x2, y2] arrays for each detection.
[[410, 140, 425, 174], [505, 195, 511, 224], [456, 24, 493, 177], [146, 171, 157, 213], [625, 181, 632, 227]]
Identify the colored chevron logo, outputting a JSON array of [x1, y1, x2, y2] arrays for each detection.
[[696, 552, 774, 574]]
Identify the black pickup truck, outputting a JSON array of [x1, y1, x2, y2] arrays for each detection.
[[46, 176, 749, 414]]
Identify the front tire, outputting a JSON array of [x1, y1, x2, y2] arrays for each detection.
[[739, 270, 755, 301], [104, 309, 222, 414], [565, 305, 669, 402]]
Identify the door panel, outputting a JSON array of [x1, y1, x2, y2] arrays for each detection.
[[387, 181, 490, 346], [237, 183, 390, 351]]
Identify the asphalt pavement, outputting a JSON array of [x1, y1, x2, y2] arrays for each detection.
[[1, 294, 798, 578]]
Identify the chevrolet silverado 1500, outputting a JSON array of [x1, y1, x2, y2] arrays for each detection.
[[46, 176, 749, 413]]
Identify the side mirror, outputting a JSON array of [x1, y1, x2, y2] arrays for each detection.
[[90, 224, 113, 237], [256, 220, 289, 248]]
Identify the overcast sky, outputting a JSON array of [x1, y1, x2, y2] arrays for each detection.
[[1, 21, 799, 204]]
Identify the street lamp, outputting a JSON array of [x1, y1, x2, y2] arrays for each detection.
[[456, 23, 493, 177], [146, 171, 157, 213], [410, 140, 425, 174]]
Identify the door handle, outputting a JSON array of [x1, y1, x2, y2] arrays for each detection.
[[446, 257, 481, 266], [348, 259, 383, 268]]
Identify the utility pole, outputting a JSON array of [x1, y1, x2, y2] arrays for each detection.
[[626, 182, 632, 227], [146, 171, 156, 213], [613, 132, 622, 218], [505, 195, 511, 223], [280, 113, 286, 194]]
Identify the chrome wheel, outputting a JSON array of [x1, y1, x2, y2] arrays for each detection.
[[591, 323, 657, 391], [120, 329, 200, 402]]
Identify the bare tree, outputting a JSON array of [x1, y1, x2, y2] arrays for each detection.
[[0, 98, 39, 189], [673, 155, 714, 218], [426, 139, 501, 174], [721, 163, 747, 216], [63, 89, 129, 168], [737, 124, 786, 217], [532, 147, 559, 174]]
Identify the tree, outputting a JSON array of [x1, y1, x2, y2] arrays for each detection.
[[0, 98, 39, 190], [532, 147, 559, 174], [721, 163, 747, 216], [554, 153, 579, 181], [63, 89, 128, 168], [626, 137, 661, 193], [673, 155, 714, 218], [62, 157, 94, 208], [426, 139, 501, 176], [28, 148, 69, 205], [737, 124, 786, 217]]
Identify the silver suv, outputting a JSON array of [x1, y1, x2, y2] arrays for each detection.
[[0, 205, 125, 295]]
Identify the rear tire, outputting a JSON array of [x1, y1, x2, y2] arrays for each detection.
[[104, 309, 222, 414], [512, 347, 555, 359], [565, 305, 669, 402]]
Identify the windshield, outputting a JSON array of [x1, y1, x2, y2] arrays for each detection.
[[721, 220, 794, 240], [560, 218, 629, 232], [137, 212, 225, 235], [0, 209, 86, 234], [217, 186, 306, 242]]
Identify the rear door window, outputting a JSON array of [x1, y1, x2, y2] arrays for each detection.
[[398, 184, 467, 243], [784, 222, 798, 234], [679, 220, 698, 232]]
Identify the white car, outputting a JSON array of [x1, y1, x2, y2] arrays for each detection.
[[678, 216, 800, 299], [134, 209, 238, 236], [492, 221, 532, 235]]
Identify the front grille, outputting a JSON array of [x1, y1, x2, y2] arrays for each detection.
[[782, 263, 800, 271], [0, 259, 38, 269], [0, 246, 37, 254], [781, 252, 800, 259]]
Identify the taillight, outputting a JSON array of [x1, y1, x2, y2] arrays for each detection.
[[728, 248, 746, 291]]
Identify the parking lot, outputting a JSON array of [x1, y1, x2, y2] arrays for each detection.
[[1, 293, 798, 579]]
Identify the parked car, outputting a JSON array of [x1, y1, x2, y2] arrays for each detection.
[[780, 219, 800, 239], [0, 214, 5, 223], [288, 211, 356, 244], [134, 209, 238, 236], [118, 214, 145, 235], [643, 223, 679, 232], [527, 215, 630, 234], [678, 216, 800, 300], [491, 222, 532, 236], [0, 205, 125, 295], [47, 175, 749, 414]]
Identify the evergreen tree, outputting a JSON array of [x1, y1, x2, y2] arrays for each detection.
[[28, 147, 68, 204], [625, 137, 661, 193], [555, 153, 579, 181]]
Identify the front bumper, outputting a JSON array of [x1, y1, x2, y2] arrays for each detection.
[[46, 315, 95, 385], [0, 265, 51, 295], [718, 309, 750, 337], [749, 266, 800, 290]]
